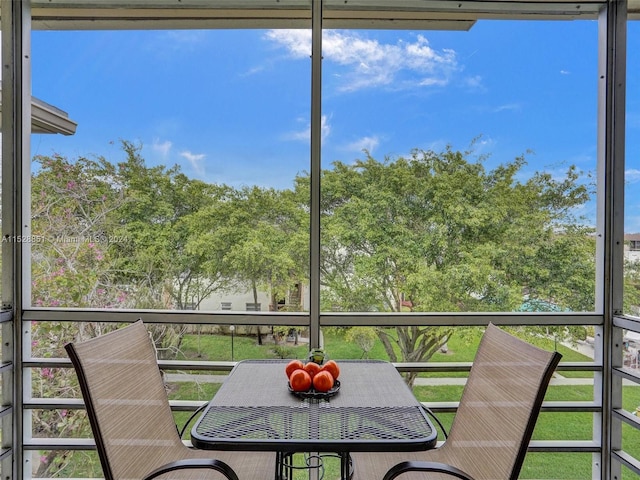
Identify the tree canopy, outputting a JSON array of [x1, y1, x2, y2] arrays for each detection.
[[29, 140, 608, 377], [28, 139, 640, 477], [319, 147, 595, 314]]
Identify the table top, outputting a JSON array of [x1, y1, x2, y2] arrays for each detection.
[[191, 359, 437, 453]]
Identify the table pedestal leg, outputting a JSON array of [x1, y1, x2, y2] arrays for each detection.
[[275, 451, 352, 479], [308, 452, 320, 480]]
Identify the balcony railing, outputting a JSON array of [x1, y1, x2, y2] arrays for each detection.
[[18, 311, 626, 479]]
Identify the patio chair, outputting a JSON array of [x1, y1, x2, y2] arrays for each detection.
[[65, 320, 275, 480], [350, 323, 562, 480]]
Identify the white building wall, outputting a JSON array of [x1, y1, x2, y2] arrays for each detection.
[[198, 284, 310, 312], [199, 290, 272, 311]]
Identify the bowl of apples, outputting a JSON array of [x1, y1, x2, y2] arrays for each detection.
[[285, 359, 341, 400]]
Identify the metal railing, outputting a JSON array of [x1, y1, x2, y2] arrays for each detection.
[[19, 311, 614, 478]]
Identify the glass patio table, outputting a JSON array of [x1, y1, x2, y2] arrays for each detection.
[[191, 359, 437, 480]]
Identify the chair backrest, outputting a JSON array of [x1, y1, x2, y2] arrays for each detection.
[[443, 323, 561, 480], [65, 321, 184, 480]]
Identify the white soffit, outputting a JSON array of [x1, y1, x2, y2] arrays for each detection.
[[0, 95, 78, 135], [23, 0, 610, 31], [30, 97, 78, 135]]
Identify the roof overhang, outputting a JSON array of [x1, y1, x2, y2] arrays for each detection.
[[30, 97, 78, 135], [0, 95, 78, 135], [22, 1, 617, 32]]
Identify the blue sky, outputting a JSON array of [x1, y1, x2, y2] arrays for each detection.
[[29, 19, 640, 231]]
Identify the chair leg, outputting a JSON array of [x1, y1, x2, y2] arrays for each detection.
[[340, 453, 353, 480], [276, 452, 296, 480]]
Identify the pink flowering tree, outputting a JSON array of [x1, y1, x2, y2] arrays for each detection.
[[29, 145, 225, 474], [29, 153, 134, 476]]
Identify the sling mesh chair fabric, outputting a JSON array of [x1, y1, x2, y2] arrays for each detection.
[[351, 323, 562, 480], [65, 320, 275, 480]]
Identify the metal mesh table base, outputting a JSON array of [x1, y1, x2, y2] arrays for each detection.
[[277, 452, 353, 480]]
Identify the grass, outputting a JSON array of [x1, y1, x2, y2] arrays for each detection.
[[169, 329, 640, 480], [178, 332, 309, 362]]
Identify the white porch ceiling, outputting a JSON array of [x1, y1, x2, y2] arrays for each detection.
[[21, 0, 619, 31]]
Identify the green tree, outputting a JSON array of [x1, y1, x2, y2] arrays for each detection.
[[187, 185, 308, 342], [624, 259, 640, 316], [112, 141, 231, 313], [30, 153, 132, 476], [31, 153, 128, 308], [318, 146, 594, 385], [28, 145, 226, 474]]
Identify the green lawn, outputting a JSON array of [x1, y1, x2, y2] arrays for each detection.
[[170, 329, 640, 480]]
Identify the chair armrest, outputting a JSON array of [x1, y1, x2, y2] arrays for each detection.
[[144, 458, 239, 480], [178, 402, 208, 439], [383, 461, 475, 480]]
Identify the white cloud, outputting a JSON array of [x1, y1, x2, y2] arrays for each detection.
[[285, 115, 331, 142], [463, 75, 484, 90], [287, 125, 311, 142], [472, 137, 495, 154], [345, 135, 380, 153], [180, 150, 206, 176], [321, 115, 331, 140], [418, 77, 448, 87], [628, 112, 640, 129], [241, 65, 266, 77], [265, 30, 458, 92], [151, 138, 172, 157], [560, 70, 571, 75], [493, 103, 522, 113], [265, 30, 311, 59], [627, 169, 640, 183]]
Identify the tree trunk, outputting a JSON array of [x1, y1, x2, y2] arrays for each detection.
[[377, 326, 452, 388], [252, 281, 262, 345]]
